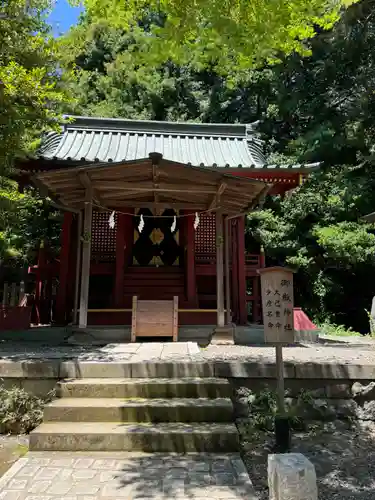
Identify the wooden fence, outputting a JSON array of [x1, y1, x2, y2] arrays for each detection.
[[0, 281, 31, 330]]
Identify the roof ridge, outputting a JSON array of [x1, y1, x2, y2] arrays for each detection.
[[63, 115, 255, 138]]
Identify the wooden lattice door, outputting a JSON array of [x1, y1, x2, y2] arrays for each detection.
[[194, 213, 216, 263], [91, 211, 117, 262]]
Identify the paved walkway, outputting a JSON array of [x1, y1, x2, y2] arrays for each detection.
[[0, 340, 374, 364], [0, 452, 257, 499]]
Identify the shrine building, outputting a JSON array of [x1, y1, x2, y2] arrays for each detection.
[[17, 116, 317, 339]]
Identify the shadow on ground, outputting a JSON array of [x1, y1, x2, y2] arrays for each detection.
[[240, 420, 375, 500], [114, 453, 256, 499]]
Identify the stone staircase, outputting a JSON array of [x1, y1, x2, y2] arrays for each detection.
[[30, 373, 239, 453]]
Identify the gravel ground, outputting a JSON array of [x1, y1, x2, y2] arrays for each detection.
[[199, 344, 375, 364], [239, 420, 375, 500], [0, 435, 28, 477], [0, 341, 374, 364]]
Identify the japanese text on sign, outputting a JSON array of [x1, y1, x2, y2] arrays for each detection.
[[259, 268, 295, 343]]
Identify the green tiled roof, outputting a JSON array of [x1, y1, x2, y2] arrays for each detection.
[[37, 116, 319, 171], [38, 116, 266, 168]]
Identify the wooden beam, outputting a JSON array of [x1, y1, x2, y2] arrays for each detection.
[[95, 182, 217, 194], [78, 171, 105, 207], [78, 189, 93, 329], [98, 191, 153, 201], [209, 182, 227, 210], [109, 202, 208, 210], [216, 210, 225, 327]]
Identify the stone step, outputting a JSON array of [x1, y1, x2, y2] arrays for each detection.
[[44, 397, 234, 423], [59, 361, 215, 378], [58, 377, 232, 399], [29, 422, 240, 452]]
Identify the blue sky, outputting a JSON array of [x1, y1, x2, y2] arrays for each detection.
[[48, 0, 83, 35]]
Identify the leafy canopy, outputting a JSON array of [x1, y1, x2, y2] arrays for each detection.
[[0, 0, 71, 171], [75, 0, 357, 74]]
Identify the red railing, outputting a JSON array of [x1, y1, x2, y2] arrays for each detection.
[[195, 252, 261, 268]]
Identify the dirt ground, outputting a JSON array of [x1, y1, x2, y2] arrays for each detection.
[[239, 420, 375, 500], [0, 435, 29, 477]]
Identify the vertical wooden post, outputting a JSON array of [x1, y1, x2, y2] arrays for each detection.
[[115, 213, 126, 306], [253, 276, 260, 323], [2, 282, 8, 306], [173, 295, 178, 342], [34, 241, 45, 325], [237, 215, 247, 325], [216, 211, 225, 327], [19, 281, 25, 304], [131, 296, 137, 343], [255, 245, 266, 324], [231, 221, 239, 323], [224, 217, 231, 325], [56, 212, 73, 323], [10, 283, 17, 306], [79, 193, 93, 329], [123, 209, 134, 269], [73, 211, 83, 325], [260, 245, 266, 268], [185, 210, 197, 307]]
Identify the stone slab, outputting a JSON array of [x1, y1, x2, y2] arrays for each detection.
[[294, 362, 375, 380], [214, 362, 296, 378], [130, 362, 215, 378], [29, 422, 240, 453], [0, 342, 374, 382], [58, 377, 232, 399], [43, 397, 234, 423], [268, 453, 317, 500], [59, 361, 133, 379], [0, 452, 257, 499]]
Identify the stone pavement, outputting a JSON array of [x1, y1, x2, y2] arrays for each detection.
[[0, 451, 258, 499], [0, 340, 374, 364]]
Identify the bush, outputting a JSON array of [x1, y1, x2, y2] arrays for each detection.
[[0, 383, 54, 434], [236, 387, 318, 435], [319, 321, 362, 337]]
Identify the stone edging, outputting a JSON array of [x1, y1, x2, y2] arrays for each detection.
[[0, 360, 374, 380]]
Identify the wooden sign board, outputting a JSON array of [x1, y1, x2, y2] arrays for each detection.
[[258, 267, 295, 344]]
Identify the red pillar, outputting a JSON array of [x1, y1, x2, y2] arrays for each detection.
[[114, 213, 126, 306], [237, 215, 247, 325], [231, 220, 239, 323], [55, 212, 73, 323], [253, 276, 260, 323], [33, 241, 45, 324], [255, 245, 266, 324], [185, 210, 198, 307], [114, 209, 134, 306]]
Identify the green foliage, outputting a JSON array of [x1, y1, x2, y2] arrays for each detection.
[[78, 0, 356, 76], [236, 387, 315, 434], [0, 177, 62, 264], [0, 383, 54, 434], [247, 163, 375, 330], [319, 321, 362, 337], [0, 0, 72, 172]]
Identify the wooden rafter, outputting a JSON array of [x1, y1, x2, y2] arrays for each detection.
[[34, 158, 269, 215], [78, 172, 104, 207], [209, 181, 227, 210]]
